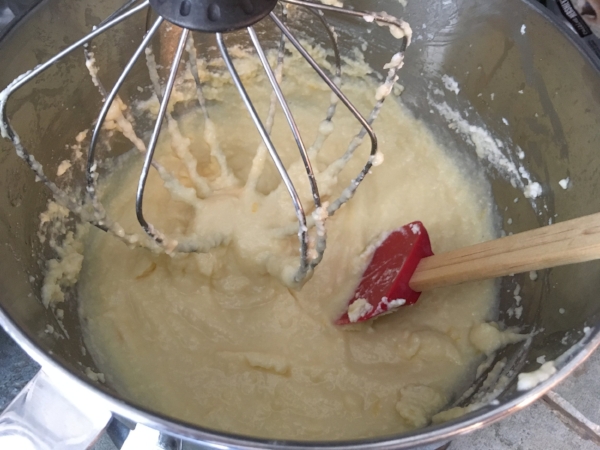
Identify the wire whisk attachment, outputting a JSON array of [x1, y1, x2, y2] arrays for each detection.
[[0, 0, 410, 286]]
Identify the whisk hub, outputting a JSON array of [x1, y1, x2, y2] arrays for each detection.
[[148, 0, 278, 32]]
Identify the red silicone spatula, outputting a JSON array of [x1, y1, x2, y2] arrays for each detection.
[[336, 212, 600, 325]]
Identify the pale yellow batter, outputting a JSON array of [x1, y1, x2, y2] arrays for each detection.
[[77, 48, 500, 440]]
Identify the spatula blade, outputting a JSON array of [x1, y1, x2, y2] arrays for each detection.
[[336, 221, 433, 325]]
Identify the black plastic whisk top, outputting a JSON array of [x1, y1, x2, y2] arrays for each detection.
[[148, 0, 278, 32]]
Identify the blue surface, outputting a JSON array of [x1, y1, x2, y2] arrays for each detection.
[[0, 327, 39, 411]]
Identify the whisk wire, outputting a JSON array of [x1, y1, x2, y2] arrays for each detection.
[[136, 28, 190, 244], [217, 31, 310, 279], [269, 13, 378, 161], [244, 4, 288, 194], [101, 0, 145, 27], [282, 0, 408, 29], [247, 27, 322, 211], [269, 11, 379, 239], [87, 16, 164, 198], [305, 8, 342, 158], [186, 34, 236, 187]]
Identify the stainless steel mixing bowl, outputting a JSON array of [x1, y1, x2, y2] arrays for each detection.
[[0, 0, 599, 448]]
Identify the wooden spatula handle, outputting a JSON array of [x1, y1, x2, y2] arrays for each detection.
[[409, 212, 600, 292]]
